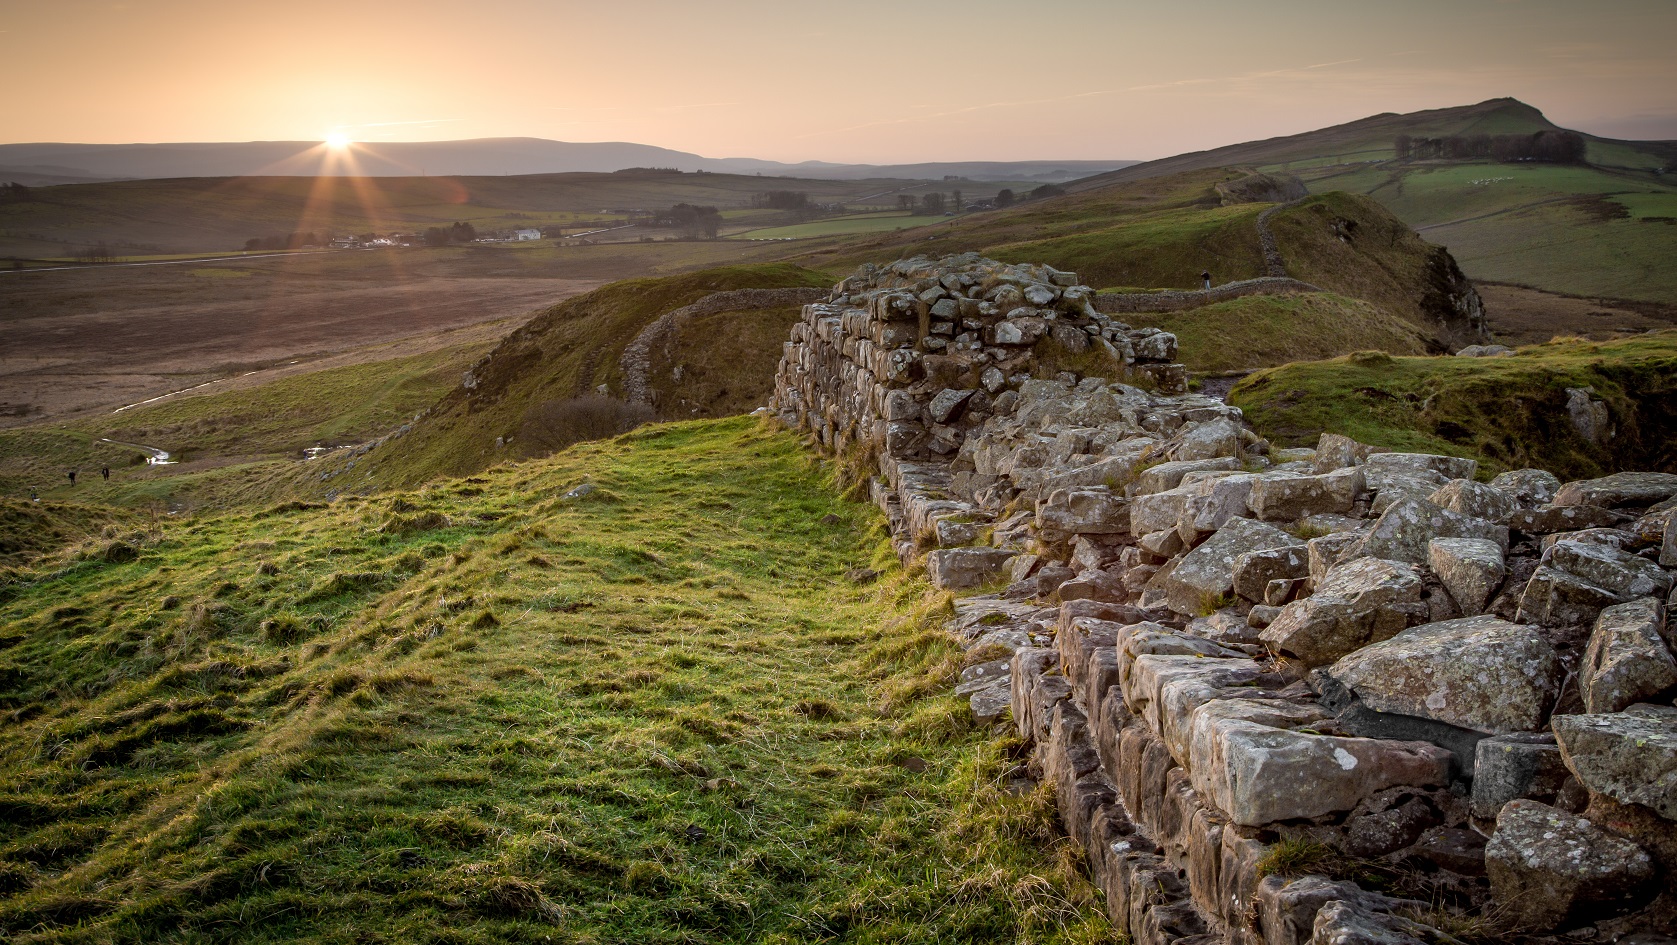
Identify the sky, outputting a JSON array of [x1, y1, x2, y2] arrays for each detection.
[[2, 0, 1674, 163]]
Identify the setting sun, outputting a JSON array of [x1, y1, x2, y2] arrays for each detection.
[[324, 131, 351, 150]]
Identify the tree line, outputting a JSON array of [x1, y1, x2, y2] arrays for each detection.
[[653, 204, 722, 239], [1394, 131, 1587, 164]]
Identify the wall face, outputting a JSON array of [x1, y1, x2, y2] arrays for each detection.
[[776, 254, 1677, 944]]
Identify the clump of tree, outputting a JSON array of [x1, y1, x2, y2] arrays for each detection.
[[519, 395, 655, 456], [1028, 183, 1066, 200], [1394, 131, 1587, 164], [994, 188, 1015, 208], [1, 182, 32, 203], [422, 222, 478, 247], [753, 190, 808, 210], [920, 192, 947, 214], [654, 203, 722, 239]]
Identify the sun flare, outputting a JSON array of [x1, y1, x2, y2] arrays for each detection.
[[325, 131, 352, 151]]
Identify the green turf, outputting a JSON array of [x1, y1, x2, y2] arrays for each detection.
[[732, 213, 951, 240], [1229, 331, 1677, 478], [1124, 292, 1429, 373], [0, 417, 1111, 944]]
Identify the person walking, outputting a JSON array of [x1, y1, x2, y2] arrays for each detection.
[[1201, 270, 1212, 290], [101, 466, 110, 481], [67, 469, 77, 487]]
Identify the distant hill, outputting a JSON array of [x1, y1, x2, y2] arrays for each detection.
[[1065, 98, 1677, 305], [0, 139, 1132, 184]]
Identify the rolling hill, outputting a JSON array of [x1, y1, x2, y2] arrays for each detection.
[[1067, 98, 1677, 305]]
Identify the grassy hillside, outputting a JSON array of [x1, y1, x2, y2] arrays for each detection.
[[366, 264, 833, 488], [1125, 292, 1430, 374], [0, 417, 1111, 944], [1230, 331, 1677, 478], [1065, 98, 1677, 304]]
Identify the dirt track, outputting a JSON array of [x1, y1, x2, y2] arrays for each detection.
[[0, 253, 602, 427]]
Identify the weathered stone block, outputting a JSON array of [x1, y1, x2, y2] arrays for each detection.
[[1160, 517, 1302, 617], [1320, 615, 1563, 734], [1472, 733, 1569, 821], [1231, 545, 1310, 603], [1551, 706, 1677, 820], [1036, 487, 1129, 542], [1581, 597, 1677, 714], [1248, 467, 1365, 522], [1552, 471, 1677, 509], [1427, 536, 1506, 615], [1261, 556, 1428, 667], [1485, 799, 1655, 932], [927, 547, 1014, 590], [1353, 497, 1507, 566], [1188, 699, 1452, 826]]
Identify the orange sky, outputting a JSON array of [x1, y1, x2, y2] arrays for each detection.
[[3, 0, 1673, 162]]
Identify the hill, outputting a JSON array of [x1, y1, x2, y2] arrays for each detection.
[[1230, 331, 1677, 478], [0, 139, 1131, 184], [1066, 98, 1677, 305], [0, 416, 1112, 943]]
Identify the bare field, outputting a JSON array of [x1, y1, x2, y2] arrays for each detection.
[[1478, 281, 1677, 346], [0, 240, 809, 428]]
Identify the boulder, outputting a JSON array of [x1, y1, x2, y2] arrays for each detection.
[[1485, 799, 1655, 932], [927, 388, 975, 424], [1362, 451, 1477, 483], [1472, 733, 1570, 822], [1055, 568, 1126, 604], [1312, 432, 1384, 474], [1353, 497, 1507, 566], [1516, 566, 1629, 632], [1490, 468, 1563, 507], [1130, 457, 1239, 496], [1307, 531, 1366, 587], [1309, 899, 1432, 945], [1553, 471, 1677, 510], [927, 547, 1014, 590], [1545, 539, 1672, 600], [1159, 517, 1302, 616], [1508, 505, 1627, 534], [1036, 488, 1129, 542], [1165, 417, 1245, 463], [1232, 545, 1311, 603], [1581, 597, 1677, 714], [1427, 537, 1506, 615], [1551, 706, 1677, 820], [1428, 478, 1518, 524], [1189, 699, 1452, 826], [1320, 615, 1563, 734], [1261, 557, 1429, 667], [1247, 467, 1365, 521]]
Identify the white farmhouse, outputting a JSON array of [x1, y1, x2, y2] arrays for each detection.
[[514, 229, 542, 241]]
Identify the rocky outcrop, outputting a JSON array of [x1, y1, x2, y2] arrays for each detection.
[[773, 255, 1676, 944]]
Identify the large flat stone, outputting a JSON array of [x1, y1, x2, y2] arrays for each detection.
[[1545, 539, 1672, 600], [1320, 615, 1563, 735], [1428, 478, 1518, 525], [1553, 471, 1677, 510], [1189, 699, 1452, 826], [1363, 451, 1478, 482], [1036, 487, 1129, 541], [1247, 467, 1364, 522], [1551, 707, 1677, 820], [927, 547, 1014, 590]]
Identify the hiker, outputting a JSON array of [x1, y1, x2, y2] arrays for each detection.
[[1201, 270, 1212, 290], [30, 490, 37, 502], [67, 469, 76, 487], [101, 466, 110, 481]]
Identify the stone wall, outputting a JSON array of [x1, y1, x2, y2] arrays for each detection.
[[773, 255, 1677, 944]]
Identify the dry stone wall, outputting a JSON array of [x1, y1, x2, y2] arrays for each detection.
[[772, 255, 1677, 945]]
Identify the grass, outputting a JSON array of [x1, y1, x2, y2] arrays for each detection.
[[732, 213, 952, 240], [364, 263, 834, 489], [1124, 292, 1430, 373], [646, 304, 810, 420], [0, 416, 1112, 944], [1229, 331, 1677, 479]]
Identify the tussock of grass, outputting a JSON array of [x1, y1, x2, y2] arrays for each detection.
[[1125, 292, 1430, 373], [0, 417, 1110, 943]]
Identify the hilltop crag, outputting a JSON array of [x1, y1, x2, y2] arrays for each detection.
[[775, 255, 1677, 944]]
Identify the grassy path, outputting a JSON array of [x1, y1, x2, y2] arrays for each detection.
[[0, 417, 1109, 944]]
